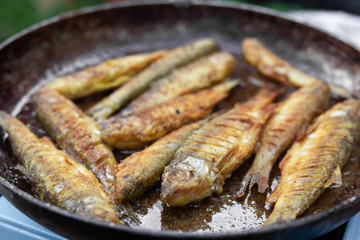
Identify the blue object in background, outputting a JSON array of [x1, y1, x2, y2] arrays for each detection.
[[343, 212, 360, 240], [0, 196, 66, 240]]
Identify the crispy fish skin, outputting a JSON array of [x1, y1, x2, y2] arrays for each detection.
[[237, 82, 330, 196], [45, 51, 165, 100], [101, 81, 237, 150], [116, 52, 236, 118], [0, 111, 120, 223], [33, 88, 118, 203], [265, 99, 360, 225], [160, 88, 281, 207], [116, 121, 204, 202], [87, 39, 219, 121], [242, 38, 351, 98]]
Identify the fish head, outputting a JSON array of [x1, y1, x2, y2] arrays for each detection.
[[161, 155, 223, 207]]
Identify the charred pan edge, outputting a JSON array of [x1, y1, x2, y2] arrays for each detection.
[[0, 0, 360, 239]]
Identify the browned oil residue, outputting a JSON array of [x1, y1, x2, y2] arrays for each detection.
[[3, 57, 360, 233]]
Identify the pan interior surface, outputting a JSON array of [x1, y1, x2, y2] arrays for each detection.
[[0, 0, 360, 238]]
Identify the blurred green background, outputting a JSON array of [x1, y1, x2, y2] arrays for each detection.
[[0, 0, 358, 43]]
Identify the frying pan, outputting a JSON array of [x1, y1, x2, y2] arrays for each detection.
[[1, 0, 360, 239]]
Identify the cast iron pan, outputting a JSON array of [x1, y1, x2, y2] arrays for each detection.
[[1, 0, 360, 239]]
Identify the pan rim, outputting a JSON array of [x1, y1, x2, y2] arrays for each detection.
[[0, 0, 359, 238]]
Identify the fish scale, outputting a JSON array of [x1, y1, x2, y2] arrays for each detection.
[[237, 82, 330, 197], [115, 52, 236, 118], [161, 88, 281, 207], [87, 39, 219, 121], [265, 99, 360, 225], [0, 111, 120, 224], [33, 88, 118, 203], [101, 81, 237, 150], [46, 50, 166, 100]]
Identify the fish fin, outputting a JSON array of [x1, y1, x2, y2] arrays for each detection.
[[237, 162, 270, 198], [236, 171, 252, 198], [267, 184, 281, 204], [296, 123, 309, 141], [116, 202, 140, 224], [252, 87, 285, 105], [315, 108, 324, 116], [264, 103, 277, 119], [300, 103, 327, 138], [16, 164, 33, 183], [279, 152, 291, 170], [305, 113, 324, 136], [249, 171, 261, 191], [329, 84, 353, 99], [39, 136, 57, 149], [257, 175, 270, 193], [324, 165, 342, 188], [0, 110, 9, 122], [264, 210, 296, 226]]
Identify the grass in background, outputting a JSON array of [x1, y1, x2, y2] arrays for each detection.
[[0, 0, 302, 43], [225, 0, 301, 12], [0, 0, 104, 42]]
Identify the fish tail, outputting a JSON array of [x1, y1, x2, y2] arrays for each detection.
[[267, 184, 281, 204], [256, 174, 270, 193], [236, 170, 252, 198], [248, 169, 270, 193], [237, 165, 270, 198]]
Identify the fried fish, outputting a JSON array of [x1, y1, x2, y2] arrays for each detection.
[[116, 52, 236, 118], [160, 88, 281, 207], [116, 121, 203, 202], [33, 88, 118, 203], [237, 82, 330, 197], [0, 111, 120, 223], [265, 99, 360, 225], [45, 50, 166, 99], [87, 39, 219, 121], [101, 80, 237, 150], [242, 37, 351, 98]]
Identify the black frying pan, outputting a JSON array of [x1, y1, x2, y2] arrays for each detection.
[[1, 1, 360, 239]]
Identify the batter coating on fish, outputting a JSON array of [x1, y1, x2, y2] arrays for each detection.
[[116, 121, 204, 202], [87, 39, 219, 121], [33, 88, 118, 203], [116, 52, 236, 118], [45, 50, 165, 99], [237, 82, 330, 197], [161, 88, 282, 207], [242, 37, 351, 98], [0, 111, 120, 223], [101, 81, 237, 150], [265, 99, 360, 225]]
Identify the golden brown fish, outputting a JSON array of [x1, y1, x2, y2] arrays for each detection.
[[116, 121, 204, 202], [45, 51, 165, 100], [116, 52, 236, 118], [101, 80, 237, 150], [0, 111, 120, 223], [265, 99, 360, 225], [33, 87, 118, 203], [237, 82, 330, 197], [87, 39, 218, 121], [160, 88, 281, 207], [242, 37, 351, 98]]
